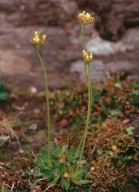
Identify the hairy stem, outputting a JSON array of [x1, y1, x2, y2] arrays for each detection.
[[81, 24, 87, 52], [36, 46, 51, 163], [79, 63, 91, 161], [77, 24, 92, 166]]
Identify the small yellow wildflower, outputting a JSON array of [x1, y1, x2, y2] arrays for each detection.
[[34, 31, 38, 37], [77, 11, 94, 25], [32, 31, 46, 45], [63, 172, 69, 178], [111, 145, 118, 151], [83, 50, 93, 63], [42, 34, 46, 42]]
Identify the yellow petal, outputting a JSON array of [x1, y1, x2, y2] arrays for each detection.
[[111, 145, 117, 151], [42, 34, 46, 42], [34, 31, 38, 37], [85, 13, 90, 20], [63, 172, 69, 178]]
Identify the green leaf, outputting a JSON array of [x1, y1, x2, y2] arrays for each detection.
[[130, 82, 139, 89], [62, 145, 67, 153], [79, 160, 86, 165], [41, 168, 55, 180], [61, 178, 70, 191], [68, 164, 76, 174], [0, 92, 8, 100], [117, 160, 123, 167], [0, 83, 8, 101], [131, 90, 139, 96], [47, 176, 60, 187], [74, 147, 81, 159], [60, 166, 66, 175], [71, 177, 82, 185], [35, 143, 90, 190], [71, 177, 90, 185], [78, 179, 90, 185], [72, 166, 88, 177], [129, 90, 139, 106], [53, 142, 59, 151], [109, 109, 122, 117], [97, 149, 103, 156], [114, 82, 122, 89], [126, 126, 134, 136], [36, 156, 48, 169]]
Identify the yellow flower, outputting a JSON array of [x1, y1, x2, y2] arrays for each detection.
[[63, 172, 69, 178], [77, 11, 94, 25], [111, 145, 118, 151], [83, 50, 88, 57], [32, 36, 41, 45], [89, 53, 93, 60], [32, 31, 47, 45], [85, 13, 90, 20], [77, 12, 84, 20], [82, 50, 93, 63], [34, 31, 38, 37], [42, 34, 46, 43]]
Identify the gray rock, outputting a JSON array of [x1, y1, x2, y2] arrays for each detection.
[[71, 27, 139, 83], [71, 60, 110, 83], [0, 0, 138, 90], [77, 0, 139, 41]]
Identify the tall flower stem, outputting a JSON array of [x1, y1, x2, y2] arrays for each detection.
[[36, 45, 51, 162], [81, 24, 87, 52], [78, 24, 92, 164], [79, 64, 92, 161]]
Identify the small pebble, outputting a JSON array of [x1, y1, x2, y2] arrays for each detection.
[[29, 86, 38, 94], [123, 119, 130, 124], [29, 123, 38, 131], [90, 167, 95, 171]]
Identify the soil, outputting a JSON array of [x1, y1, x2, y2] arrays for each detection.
[[0, 74, 139, 191]]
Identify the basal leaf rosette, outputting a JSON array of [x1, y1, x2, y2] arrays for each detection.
[[36, 143, 90, 190]]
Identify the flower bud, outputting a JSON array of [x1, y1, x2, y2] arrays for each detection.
[[32, 31, 47, 45], [86, 56, 89, 62], [82, 50, 93, 63], [34, 31, 38, 37], [83, 50, 87, 57], [77, 11, 95, 25], [85, 13, 90, 20], [89, 53, 93, 61], [63, 172, 69, 178], [42, 34, 46, 42], [35, 38, 41, 45]]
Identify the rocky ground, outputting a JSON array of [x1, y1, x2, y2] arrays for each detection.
[[0, 1, 139, 191], [0, 0, 139, 90], [0, 74, 139, 192]]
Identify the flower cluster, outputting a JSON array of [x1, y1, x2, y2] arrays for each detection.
[[32, 31, 46, 45], [83, 50, 93, 63], [77, 11, 94, 25]]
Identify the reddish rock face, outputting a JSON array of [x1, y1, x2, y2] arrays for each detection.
[[0, 0, 138, 90], [0, 0, 138, 40], [0, 0, 78, 26], [78, 0, 139, 41]]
